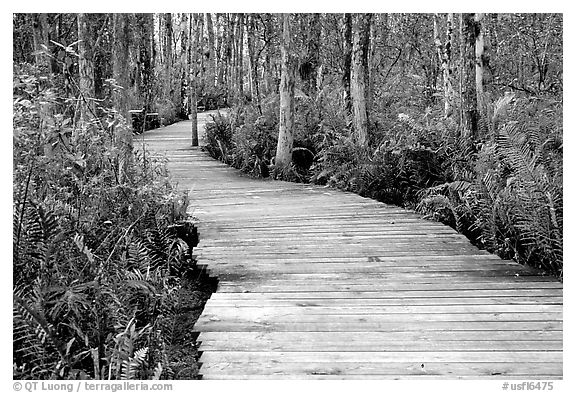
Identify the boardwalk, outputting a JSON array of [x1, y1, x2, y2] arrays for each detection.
[[138, 112, 563, 380]]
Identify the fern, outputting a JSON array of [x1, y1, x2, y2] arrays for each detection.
[[13, 288, 67, 379], [120, 347, 149, 380]]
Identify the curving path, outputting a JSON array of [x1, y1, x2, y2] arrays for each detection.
[[137, 112, 562, 379]]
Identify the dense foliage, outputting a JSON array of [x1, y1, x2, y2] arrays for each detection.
[[13, 64, 200, 379]]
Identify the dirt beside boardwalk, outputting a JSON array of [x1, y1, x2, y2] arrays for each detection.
[[168, 268, 217, 379]]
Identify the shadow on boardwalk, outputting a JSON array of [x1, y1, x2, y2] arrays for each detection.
[[138, 112, 563, 380]]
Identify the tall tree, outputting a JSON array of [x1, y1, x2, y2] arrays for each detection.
[[434, 13, 455, 117], [460, 13, 478, 140], [300, 13, 321, 97], [220, 14, 234, 102], [475, 13, 486, 120], [275, 13, 296, 169], [205, 13, 217, 90], [31, 13, 50, 70], [134, 13, 154, 114], [77, 13, 95, 123], [342, 13, 353, 112], [178, 13, 189, 118], [246, 14, 261, 112], [163, 13, 175, 116], [112, 13, 133, 181], [112, 14, 131, 118], [235, 13, 245, 102], [189, 13, 200, 146], [262, 14, 275, 96], [350, 13, 371, 147], [215, 13, 225, 92]]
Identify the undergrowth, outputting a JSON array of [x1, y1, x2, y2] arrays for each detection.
[[13, 64, 210, 379]]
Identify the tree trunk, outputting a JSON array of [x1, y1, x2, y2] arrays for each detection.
[[134, 13, 154, 114], [77, 13, 95, 123], [235, 14, 245, 102], [460, 13, 478, 140], [163, 13, 174, 119], [351, 13, 371, 147], [205, 13, 217, 89], [215, 13, 225, 92], [112, 13, 133, 182], [342, 13, 353, 112], [367, 14, 378, 113], [247, 14, 261, 112], [178, 13, 189, 118], [475, 13, 485, 120], [301, 13, 321, 97], [196, 14, 205, 99], [263, 14, 274, 95], [189, 13, 199, 146], [31, 13, 50, 71], [445, 13, 455, 116], [222, 14, 234, 103], [434, 13, 455, 117], [275, 13, 295, 169], [92, 14, 108, 104]]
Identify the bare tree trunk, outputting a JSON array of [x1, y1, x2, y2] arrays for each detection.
[[32, 13, 50, 71], [215, 13, 225, 92], [275, 13, 295, 169], [77, 13, 95, 123], [300, 13, 321, 97], [222, 14, 234, 103], [263, 14, 274, 95], [205, 13, 217, 89], [342, 13, 353, 113], [475, 13, 485, 118], [445, 13, 455, 116], [178, 13, 189, 118], [197, 14, 205, 99], [112, 14, 131, 119], [137, 14, 154, 113], [163, 13, 174, 119], [236, 13, 245, 102], [461, 13, 478, 140], [434, 13, 455, 117], [247, 14, 261, 112], [351, 13, 371, 147], [189, 13, 199, 146], [112, 13, 133, 182]]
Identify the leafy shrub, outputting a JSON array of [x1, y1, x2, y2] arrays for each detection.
[[154, 97, 178, 126], [203, 111, 234, 161], [13, 64, 199, 379], [204, 103, 278, 178], [418, 96, 563, 277]]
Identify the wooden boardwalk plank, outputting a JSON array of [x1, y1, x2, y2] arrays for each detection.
[[138, 114, 563, 379]]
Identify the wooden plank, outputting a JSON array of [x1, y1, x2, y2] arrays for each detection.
[[197, 304, 563, 314], [218, 282, 563, 292], [194, 321, 561, 332], [195, 313, 562, 327], [200, 374, 561, 380], [202, 297, 563, 307], [197, 331, 563, 342], [198, 340, 563, 352], [198, 351, 562, 363], [207, 288, 562, 299]]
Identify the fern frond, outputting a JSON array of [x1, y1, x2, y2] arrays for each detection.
[[151, 362, 163, 380], [121, 347, 148, 380]]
